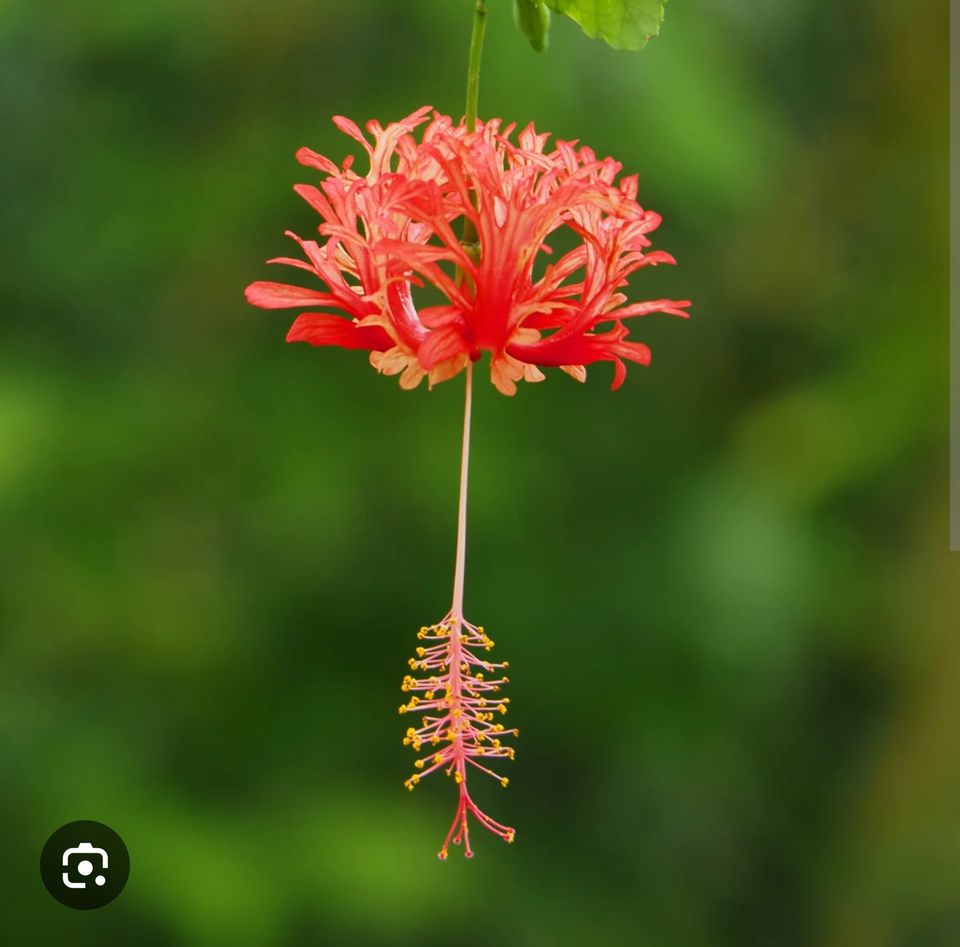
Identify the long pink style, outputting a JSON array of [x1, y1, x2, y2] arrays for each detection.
[[400, 365, 517, 858]]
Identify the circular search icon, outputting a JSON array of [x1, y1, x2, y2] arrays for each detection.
[[40, 820, 130, 909]]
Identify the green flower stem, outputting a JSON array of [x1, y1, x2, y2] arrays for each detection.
[[461, 0, 487, 253], [464, 0, 487, 134]]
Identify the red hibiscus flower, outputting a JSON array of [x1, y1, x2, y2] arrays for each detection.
[[245, 106, 690, 394]]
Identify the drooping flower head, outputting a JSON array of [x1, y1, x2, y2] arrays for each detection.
[[245, 106, 691, 858], [245, 106, 690, 394]]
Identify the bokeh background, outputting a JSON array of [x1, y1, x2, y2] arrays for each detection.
[[0, 1, 954, 944]]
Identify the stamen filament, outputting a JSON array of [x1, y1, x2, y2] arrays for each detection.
[[400, 366, 517, 858]]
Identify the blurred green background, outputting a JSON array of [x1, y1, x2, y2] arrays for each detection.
[[0, 1, 954, 944]]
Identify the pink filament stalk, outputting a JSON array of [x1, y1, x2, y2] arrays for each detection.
[[400, 363, 517, 858], [451, 363, 472, 620]]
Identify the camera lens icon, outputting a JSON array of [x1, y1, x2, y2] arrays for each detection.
[[41, 820, 129, 909], [62, 842, 108, 889]]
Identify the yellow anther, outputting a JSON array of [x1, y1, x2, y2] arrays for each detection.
[[500, 777, 509, 788], [398, 705, 407, 714], [506, 830, 515, 843], [425, 691, 435, 700], [498, 704, 507, 714], [434, 753, 444, 763], [414, 759, 424, 769], [494, 724, 504, 732], [476, 672, 485, 681], [416, 647, 425, 657], [454, 772, 463, 784], [492, 739, 501, 748], [502, 662, 510, 669]]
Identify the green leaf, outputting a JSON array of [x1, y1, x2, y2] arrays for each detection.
[[513, 0, 551, 53], [543, 0, 668, 51]]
